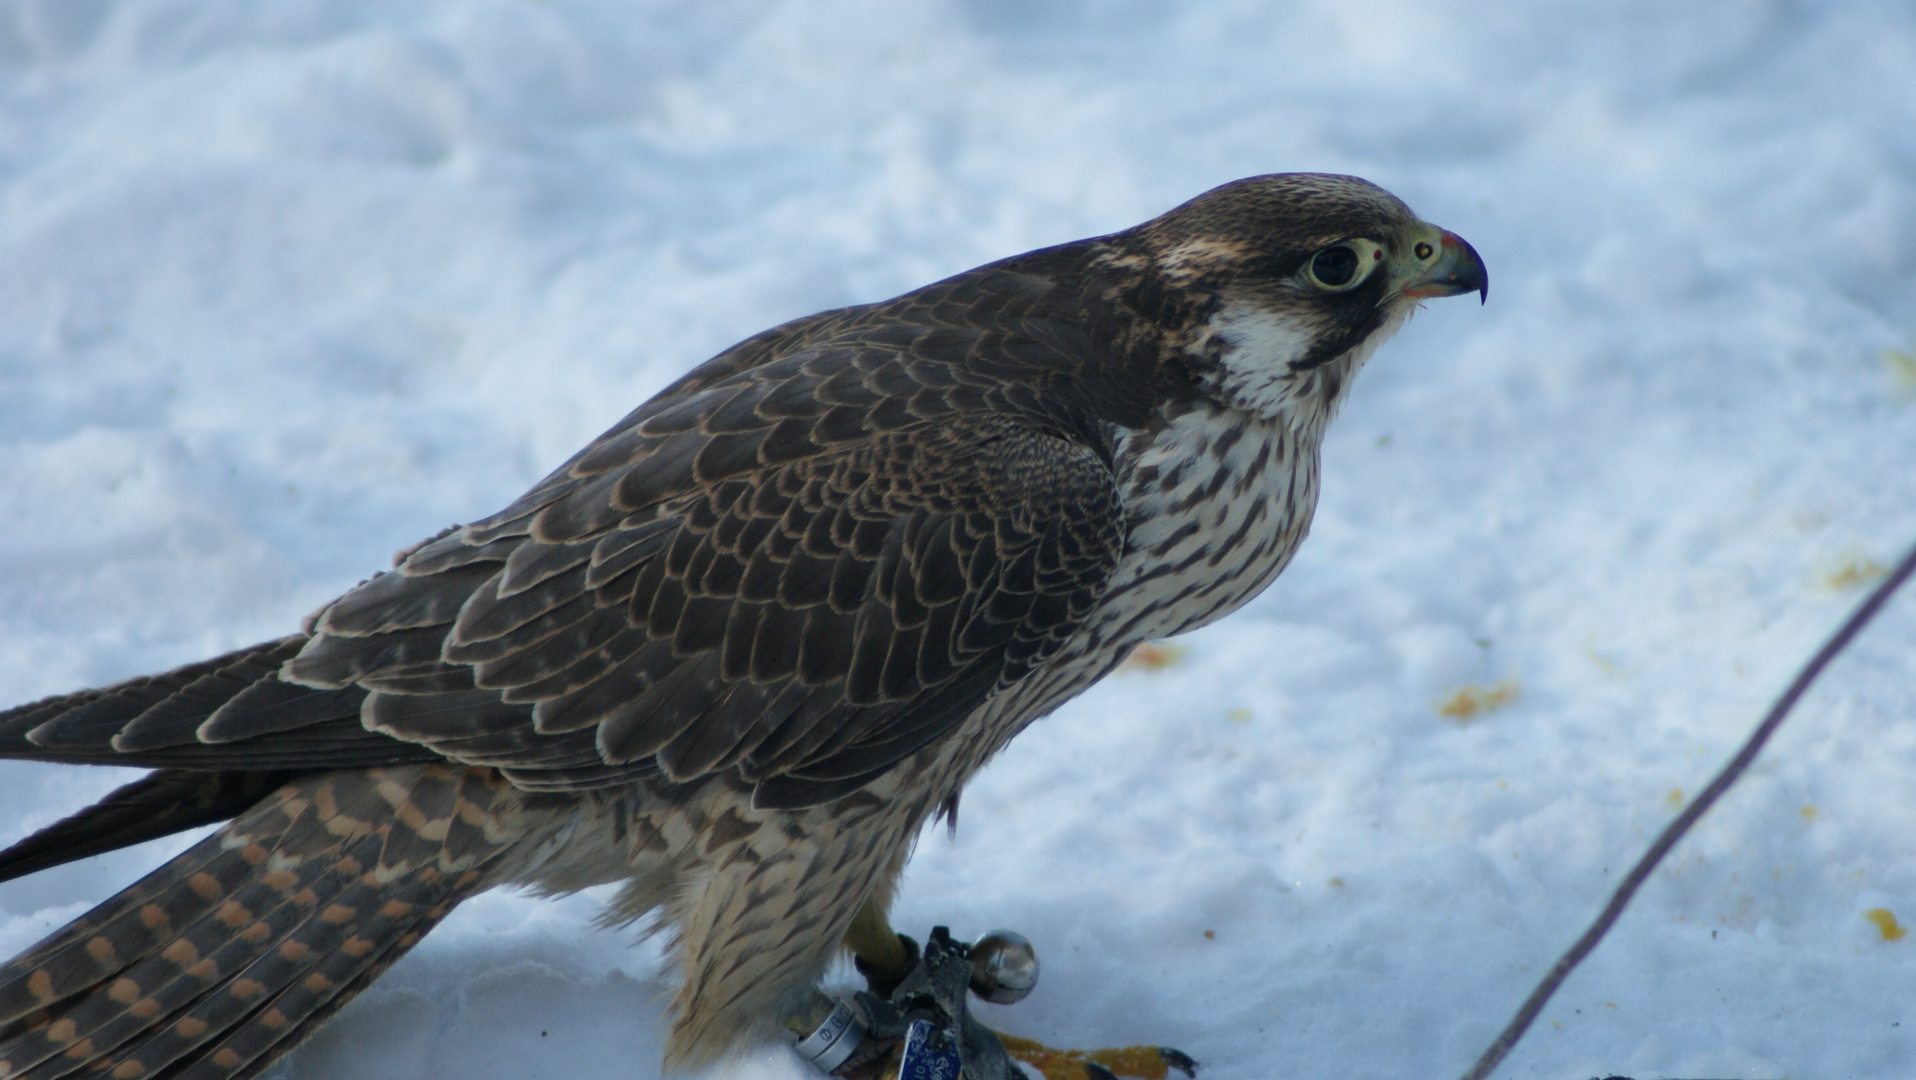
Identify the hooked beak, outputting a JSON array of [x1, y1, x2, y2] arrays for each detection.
[[1401, 230, 1488, 304]]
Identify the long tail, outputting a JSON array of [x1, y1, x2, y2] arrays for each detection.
[[0, 764, 532, 1080]]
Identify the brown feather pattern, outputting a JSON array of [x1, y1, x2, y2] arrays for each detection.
[[0, 766, 526, 1080]]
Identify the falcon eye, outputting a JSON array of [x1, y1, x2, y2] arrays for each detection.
[[1302, 240, 1382, 292], [1309, 247, 1358, 286], [1415, 241, 1435, 261]]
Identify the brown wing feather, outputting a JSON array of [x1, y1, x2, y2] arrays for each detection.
[[0, 260, 1138, 811], [0, 771, 298, 885], [0, 640, 437, 773]]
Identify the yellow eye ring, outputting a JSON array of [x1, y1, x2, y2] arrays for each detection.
[[1303, 238, 1385, 292]]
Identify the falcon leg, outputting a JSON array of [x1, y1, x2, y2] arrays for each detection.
[[844, 895, 918, 997], [783, 897, 918, 1078]]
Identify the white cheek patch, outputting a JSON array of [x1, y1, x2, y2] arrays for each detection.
[[1207, 300, 1416, 426], [1209, 302, 1316, 414]]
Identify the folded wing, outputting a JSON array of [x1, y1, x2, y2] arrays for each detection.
[[2, 319, 1127, 812]]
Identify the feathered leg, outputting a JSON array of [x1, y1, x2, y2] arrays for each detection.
[[658, 785, 920, 1071]]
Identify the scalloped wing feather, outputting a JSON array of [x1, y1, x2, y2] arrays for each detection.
[[2, 271, 1132, 808]]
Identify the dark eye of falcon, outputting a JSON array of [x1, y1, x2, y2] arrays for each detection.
[[1303, 242, 1376, 292]]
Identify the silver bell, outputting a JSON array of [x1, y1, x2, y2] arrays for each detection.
[[967, 929, 1039, 1004]]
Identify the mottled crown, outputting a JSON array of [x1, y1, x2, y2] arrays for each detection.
[[1135, 173, 1420, 274]]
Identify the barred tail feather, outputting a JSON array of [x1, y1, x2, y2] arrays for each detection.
[[0, 765, 530, 1080]]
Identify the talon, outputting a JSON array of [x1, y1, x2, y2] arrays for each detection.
[[1083, 1045, 1200, 1080], [999, 1036, 1195, 1080], [1156, 1047, 1198, 1077]]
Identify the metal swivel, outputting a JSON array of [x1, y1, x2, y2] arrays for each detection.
[[966, 929, 1039, 1005]]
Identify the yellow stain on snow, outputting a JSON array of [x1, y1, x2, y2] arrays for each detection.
[[1582, 636, 1632, 678], [1119, 641, 1187, 672], [1800, 805, 1818, 821], [1886, 346, 1916, 396], [1865, 908, 1906, 941], [1439, 679, 1520, 721], [1792, 509, 1829, 532], [1818, 549, 1889, 591]]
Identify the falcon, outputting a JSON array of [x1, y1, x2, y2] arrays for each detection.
[[0, 174, 1485, 1080]]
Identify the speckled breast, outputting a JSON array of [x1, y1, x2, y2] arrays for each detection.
[[942, 401, 1318, 787]]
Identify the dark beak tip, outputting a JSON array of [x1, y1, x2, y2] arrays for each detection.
[[1412, 230, 1488, 306], [1457, 234, 1489, 306]]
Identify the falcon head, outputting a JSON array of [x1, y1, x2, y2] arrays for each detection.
[[1129, 173, 1487, 426]]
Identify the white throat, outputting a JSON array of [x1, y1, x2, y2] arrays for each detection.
[[1208, 300, 1413, 430]]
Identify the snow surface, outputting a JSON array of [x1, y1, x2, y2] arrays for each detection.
[[2, 2, 1915, 1078]]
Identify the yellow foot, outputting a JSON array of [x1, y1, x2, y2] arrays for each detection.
[[839, 1032, 1194, 1080], [997, 1034, 1198, 1080]]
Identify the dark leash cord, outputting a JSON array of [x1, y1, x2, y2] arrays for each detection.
[[1457, 540, 1916, 1080]]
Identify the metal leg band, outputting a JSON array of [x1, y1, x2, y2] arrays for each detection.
[[794, 1000, 866, 1074]]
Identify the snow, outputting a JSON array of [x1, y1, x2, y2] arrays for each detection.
[[2, 2, 1914, 1078]]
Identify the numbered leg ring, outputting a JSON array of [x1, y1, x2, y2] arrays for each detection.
[[794, 1000, 866, 1073]]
